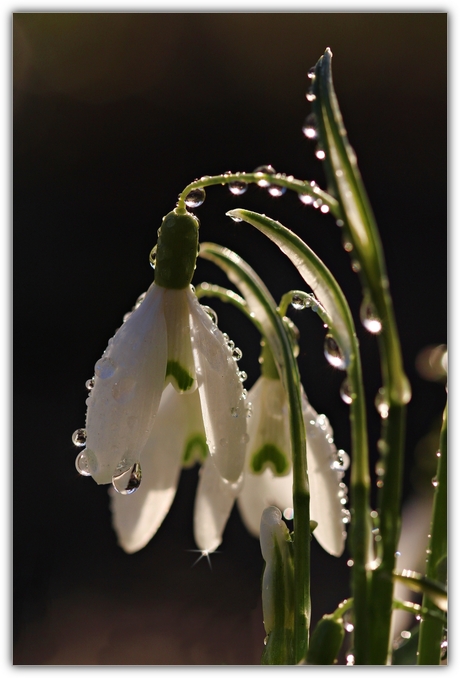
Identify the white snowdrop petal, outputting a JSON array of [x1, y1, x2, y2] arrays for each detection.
[[188, 290, 247, 483], [193, 454, 243, 553], [85, 282, 167, 484], [302, 390, 346, 557], [110, 385, 204, 553], [238, 467, 293, 537]]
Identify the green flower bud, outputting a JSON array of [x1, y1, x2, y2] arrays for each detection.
[[306, 614, 345, 664], [154, 208, 199, 289]]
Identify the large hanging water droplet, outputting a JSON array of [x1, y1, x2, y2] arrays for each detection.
[[112, 461, 142, 495], [95, 356, 117, 379], [324, 334, 346, 370], [184, 188, 206, 208], [72, 428, 87, 448], [302, 114, 317, 140], [254, 165, 275, 187], [149, 245, 157, 269], [360, 298, 382, 334], [229, 180, 248, 196], [75, 450, 92, 477], [340, 378, 354, 404]]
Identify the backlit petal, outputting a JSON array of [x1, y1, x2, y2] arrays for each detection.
[[110, 385, 205, 553], [163, 288, 196, 393], [193, 454, 243, 553], [85, 282, 167, 484], [188, 289, 248, 482]]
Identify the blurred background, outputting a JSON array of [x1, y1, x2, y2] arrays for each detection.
[[13, 12, 447, 665]]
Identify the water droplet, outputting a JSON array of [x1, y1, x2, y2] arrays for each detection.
[[395, 551, 401, 557], [283, 507, 294, 520], [75, 449, 95, 477], [299, 193, 313, 205], [291, 292, 311, 310], [343, 240, 354, 252], [436, 450, 441, 458], [347, 559, 354, 567], [229, 180, 247, 196], [306, 92, 316, 102], [324, 334, 346, 370], [441, 639, 448, 659], [245, 402, 253, 418], [185, 188, 206, 208], [254, 165, 275, 187], [238, 370, 248, 382], [351, 259, 361, 273], [320, 204, 330, 214], [315, 148, 326, 160], [232, 347, 243, 361], [345, 622, 354, 633], [230, 214, 243, 223], [340, 378, 353, 404], [375, 460, 385, 477], [336, 219, 344, 228], [375, 388, 389, 419], [72, 428, 87, 448], [112, 461, 142, 495], [85, 377, 95, 391], [307, 67, 316, 80], [360, 298, 382, 334], [241, 388, 248, 399], [95, 356, 117, 379], [201, 305, 218, 325], [342, 509, 351, 524], [432, 477, 439, 488], [123, 312, 132, 323], [135, 292, 146, 308], [377, 479, 384, 488], [230, 407, 239, 418], [331, 449, 350, 472], [149, 245, 157, 269], [268, 184, 286, 197], [302, 114, 317, 140]]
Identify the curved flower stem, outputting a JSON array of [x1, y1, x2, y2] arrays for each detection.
[[417, 402, 448, 664], [221, 210, 372, 665], [198, 243, 310, 664], [177, 172, 340, 217], [311, 49, 411, 663]]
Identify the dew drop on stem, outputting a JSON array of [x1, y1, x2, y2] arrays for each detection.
[[324, 334, 346, 370], [185, 188, 206, 208], [254, 165, 276, 188], [228, 180, 248, 196], [360, 297, 382, 334]]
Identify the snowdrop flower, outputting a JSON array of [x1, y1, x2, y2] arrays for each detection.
[[74, 208, 249, 512], [237, 342, 348, 558]]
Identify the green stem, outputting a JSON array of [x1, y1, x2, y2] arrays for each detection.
[[198, 244, 311, 663], [417, 402, 448, 664], [177, 171, 340, 216]]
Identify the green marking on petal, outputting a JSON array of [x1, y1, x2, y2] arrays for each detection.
[[166, 360, 194, 392], [182, 434, 208, 466], [250, 444, 289, 476]]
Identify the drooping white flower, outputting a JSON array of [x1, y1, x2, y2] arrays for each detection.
[[237, 374, 348, 557], [74, 209, 249, 506]]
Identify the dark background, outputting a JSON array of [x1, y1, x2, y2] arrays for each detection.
[[13, 12, 447, 665]]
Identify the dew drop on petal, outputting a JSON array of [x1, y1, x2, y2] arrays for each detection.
[[95, 356, 117, 379], [360, 298, 382, 334], [238, 370, 248, 382], [230, 407, 239, 418], [85, 377, 95, 391], [201, 305, 218, 325], [185, 188, 206, 208], [307, 67, 316, 80], [112, 461, 142, 495], [331, 449, 350, 472], [75, 450, 92, 477], [232, 347, 243, 361], [123, 312, 132, 323], [283, 507, 294, 520], [72, 428, 87, 448], [135, 292, 146, 308], [324, 334, 346, 370], [254, 165, 276, 187]]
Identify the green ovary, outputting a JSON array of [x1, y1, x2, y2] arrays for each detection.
[[250, 444, 289, 475], [166, 360, 194, 392], [182, 434, 208, 466]]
